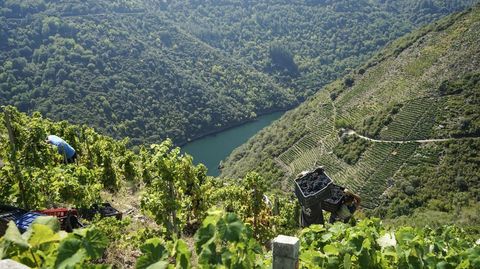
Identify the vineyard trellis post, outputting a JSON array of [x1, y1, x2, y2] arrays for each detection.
[[169, 179, 179, 236], [3, 108, 27, 209], [272, 235, 300, 269]]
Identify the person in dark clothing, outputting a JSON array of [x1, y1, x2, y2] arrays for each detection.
[[301, 202, 324, 227], [46, 135, 77, 164], [329, 189, 361, 224]]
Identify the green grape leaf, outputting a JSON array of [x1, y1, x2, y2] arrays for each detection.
[[28, 224, 60, 247], [248, 238, 263, 254], [197, 243, 218, 265], [382, 248, 397, 258], [349, 236, 364, 251], [4, 221, 29, 249], [58, 231, 69, 240], [436, 261, 452, 269], [138, 261, 169, 269], [221, 250, 233, 267], [55, 238, 87, 269], [321, 232, 333, 242], [362, 238, 372, 250], [329, 223, 346, 236], [22, 216, 60, 241], [136, 238, 169, 269], [300, 249, 324, 265], [202, 210, 222, 227], [344, 253, 352, 269], [396, 227, 415, 244], [324, 244, 339, 256], [82, 228, 109, 259], [194, 224, 216, 254], [33, 216, 60, 233], [218, 213, 243, 242], [0, 243, 6, 260], [358, 252, 371, 268], [305, 225, 326, 234], [172, 239, 191, 269]]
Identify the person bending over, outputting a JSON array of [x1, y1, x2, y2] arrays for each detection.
[[329, 189, 361, 224], [46, 135, 77, 164]]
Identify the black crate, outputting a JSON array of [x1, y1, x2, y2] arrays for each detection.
[[301, 202, 324, 227], [0, 205, 28, 236], [79, 203, 122, 221], [294, 167, 333, 207], [1, 212, 21, 235], [322, 184, 345, 213]]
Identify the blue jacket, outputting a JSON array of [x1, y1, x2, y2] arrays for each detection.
[[47, 135, 76, 159]]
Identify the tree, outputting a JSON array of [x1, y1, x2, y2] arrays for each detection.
[[140, 139, 208, 236], [268, 44, 299, 77]]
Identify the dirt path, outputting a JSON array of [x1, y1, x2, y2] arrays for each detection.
[[345, 129, 480, 143]]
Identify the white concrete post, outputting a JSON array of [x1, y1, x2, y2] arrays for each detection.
[[0, 259, 30, 269], [272, 235, 300, 269]]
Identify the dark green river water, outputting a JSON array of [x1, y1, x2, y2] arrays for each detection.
[[182, 111, 285, 176]]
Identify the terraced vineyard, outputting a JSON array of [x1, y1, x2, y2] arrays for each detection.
[[275, 90, 474, 207], [280, 88, 468, 200], [279, 84, 454, 203], [221, 7, 480, 211], [380, 97, 444, 141], [278, 128, 419, 208], [336, 104, 382, 128], [276, 101, 336, 176]]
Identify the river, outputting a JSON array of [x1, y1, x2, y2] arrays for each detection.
[[181, 111, 285, 176]]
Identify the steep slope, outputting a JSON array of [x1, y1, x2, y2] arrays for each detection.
[[160, 0, 478, 98], [1, 107, 479, 268], [220, 7, 480, 213], [0, 0, 294, 145]]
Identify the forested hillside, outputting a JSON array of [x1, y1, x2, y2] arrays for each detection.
[[220, 6, 480, 226], [0, 0, 295, 146], [160, 0, 478, 98], [1, 0, 477, 145]]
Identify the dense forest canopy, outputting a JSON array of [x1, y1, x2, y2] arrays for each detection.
[[0, 0, 295, 146], [160, 0, 479, 98], [1, 0, 478, 146]]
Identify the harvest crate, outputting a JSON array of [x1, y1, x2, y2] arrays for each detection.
[[0, 205, 28, 236], [36, 208, 83, 232], [294, 166, 333, 207], [79, 203, 122, 221], [37, 208, 78, 218], [321, 184, 345, 213]]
